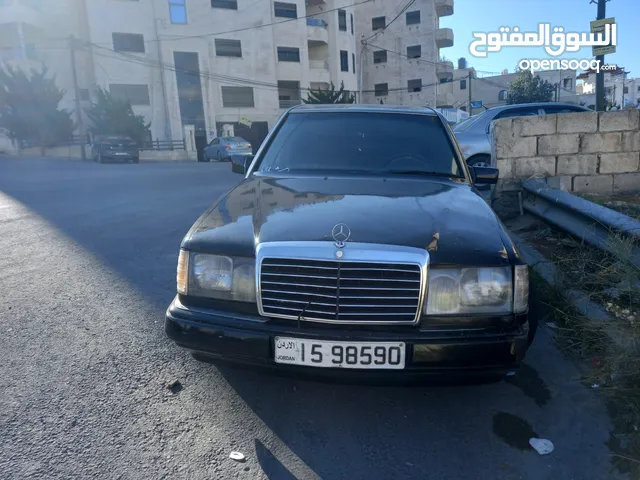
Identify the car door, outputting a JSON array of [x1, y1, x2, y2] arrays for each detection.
[[206, 138, 219, 159]]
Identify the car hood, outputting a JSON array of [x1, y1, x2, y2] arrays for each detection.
[[184, 174, 515, 266]]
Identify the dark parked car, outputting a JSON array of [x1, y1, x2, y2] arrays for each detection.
[[165, 104, 533, 382], [91, 135, 139, 163]]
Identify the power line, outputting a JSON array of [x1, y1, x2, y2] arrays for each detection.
[[363, 0, 417, 42]]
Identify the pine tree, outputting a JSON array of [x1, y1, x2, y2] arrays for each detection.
[[303, 81, 356, 104], [0, 65, 74, 152], [85, 87, 150, 145]]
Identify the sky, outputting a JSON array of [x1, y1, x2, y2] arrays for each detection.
[[439, 0, 639, 78]]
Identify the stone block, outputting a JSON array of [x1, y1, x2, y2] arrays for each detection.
[[613, 172, 640, 193], [546, 176, 573, 191], [513, 156, 556, 178], [514, 114, 556, 136], [492, 118, 537, 159], [622, 131, 640, 152], [599, 110, 640, 132], [495, 159, 514, 180], [538, 134, 580, 155], [557, 111, 598, 134], [581, 132, 622, 153], [599, 152, 640, 174], [556, 154, 598, 175], [573, 175, 613, 194]]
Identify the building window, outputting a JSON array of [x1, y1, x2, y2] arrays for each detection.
[[374, 83, 388, 96], [338, 9, 347, 31], [460, 79, 467, 90], [112, 33, 145, 53], [109, 84, 150, 105], [498, 90, 508, 101], [211, 0, 237, 9], [274, 2, 296, 18], [340, 50, 348, 72], [221, 86, 254, 107], [169, 0, 187, 24], [407, 45, 421, 59], [406, 10, 420, 25], [623, 86, 629, 94], [373, 50, 387, 64], [350, 13, 354, 34], [215, 38, 242, 57], [372, 16, 385, 30], [352, 53, 355, 74], [563, 78, 572, 89], [637, 86, 640, 92], [407, 79, 421, 92], [277, 46, 300, 62]]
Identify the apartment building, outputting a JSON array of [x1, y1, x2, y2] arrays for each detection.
[[1, 0, 358, 149], [354, 0, 454, 107], [577, 70, 640, 109]]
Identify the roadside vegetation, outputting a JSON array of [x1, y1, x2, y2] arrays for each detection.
[[529, 224, 640, 475]]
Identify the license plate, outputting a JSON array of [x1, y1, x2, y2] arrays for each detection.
[[274, 337, 405, 370], [115, 152, 128, 156]]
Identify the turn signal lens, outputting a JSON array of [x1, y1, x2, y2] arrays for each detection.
[[177, 249, 189, 295], [514, 265, 529, 313]]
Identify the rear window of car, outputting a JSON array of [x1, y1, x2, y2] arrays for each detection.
[[257, 112, 462, 176], [453, 112, 487, 132]]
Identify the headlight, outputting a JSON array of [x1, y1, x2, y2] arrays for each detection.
[[425, 267, 512, 315], [177, 250, 256, 302]]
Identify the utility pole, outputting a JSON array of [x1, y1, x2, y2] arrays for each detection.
[[595, 0, 607, 112], [151, 0, 172, 140], [468, 71, 473, 115], [69, 35, 87, 161], [358, 36, 366, 103]]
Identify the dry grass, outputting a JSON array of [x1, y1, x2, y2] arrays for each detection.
[[531, 230, 640, 475]]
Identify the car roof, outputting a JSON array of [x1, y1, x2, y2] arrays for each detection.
[[483, 102, 590, 113], [289, 104, 439, 115]]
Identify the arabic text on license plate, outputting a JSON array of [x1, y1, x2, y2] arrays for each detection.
[[274, 337, 405, 369]]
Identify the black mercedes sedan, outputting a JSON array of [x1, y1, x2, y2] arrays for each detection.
[[165, 104, 533, 382]]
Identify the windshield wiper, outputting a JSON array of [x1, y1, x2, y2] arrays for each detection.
[[379, 170, 465, 179]]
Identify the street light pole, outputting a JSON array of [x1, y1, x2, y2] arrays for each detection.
[[358, 36, 366, 103]]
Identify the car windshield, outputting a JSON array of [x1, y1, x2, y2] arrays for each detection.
[[453, 112, 488, 132], [258, 112, 463, 177]]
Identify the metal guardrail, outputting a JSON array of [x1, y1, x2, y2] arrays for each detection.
[[522, 178, 640, 266], [142, 139, 186, 151]]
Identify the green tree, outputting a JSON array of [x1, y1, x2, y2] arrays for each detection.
[[0, 65, 74, 152], [303, 81, 355, 104], [85, 87, 150, 145], [507, 71, 556, 105]]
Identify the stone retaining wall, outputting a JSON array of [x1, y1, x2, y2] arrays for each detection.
[[491, 109, 640, 194]]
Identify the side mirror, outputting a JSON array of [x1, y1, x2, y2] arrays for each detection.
[[470, 165, 499, 185], [231, 154, 254, 174], [485, 122, 491, 135]]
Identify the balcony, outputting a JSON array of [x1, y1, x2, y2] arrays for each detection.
[[436, 28, 454, 48], [436, 92, 455, 108], [435, 0, 454, 17], [307, 17, 329, 46], [0, 0, 44, 27], [309, 59, 330, 83], [436, 60, 454, 80]]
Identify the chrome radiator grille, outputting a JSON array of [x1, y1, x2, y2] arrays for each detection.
[[259, 257, 423, 324]]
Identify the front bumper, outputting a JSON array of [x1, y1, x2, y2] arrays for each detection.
[[165, 296, 530, 382]]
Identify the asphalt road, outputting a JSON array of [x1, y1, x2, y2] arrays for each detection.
[[0, 157, 618, 479]]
